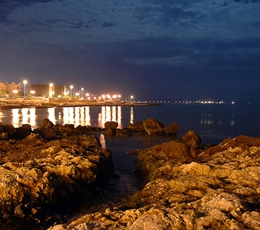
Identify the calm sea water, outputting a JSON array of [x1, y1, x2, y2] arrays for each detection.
[[0, 103, 259, 145]]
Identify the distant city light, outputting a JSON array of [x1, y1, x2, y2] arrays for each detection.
[[23, 80, 27, 97], [70, 85, 73, 96], [13, 89, 18, 96], [49, 83, 54, 98]]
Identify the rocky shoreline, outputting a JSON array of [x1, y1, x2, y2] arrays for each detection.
[[0, 118, 259, 229], [49, 132, 260, 230]]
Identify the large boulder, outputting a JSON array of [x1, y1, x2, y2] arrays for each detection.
[[116, 128, 133, 137], [142, 118, 165, 135], [0, 123, 15, 139], [127, 121, 144, 133], [34, 120, 97, 139], [136, 140, 192, 181], [163, 122, 179, 136], [180, 130, 201, 158], [15, 124, 32, 139], [127, 119, 178, 136], [40, 118, 54, 128], [104, 121, 118, 136]]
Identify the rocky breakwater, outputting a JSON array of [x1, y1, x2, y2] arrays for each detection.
[[0, 120, 113, 229], [104, 118, 179, 137], [49, 131, 260, 230]]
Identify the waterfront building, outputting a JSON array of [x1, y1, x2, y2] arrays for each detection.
[[0, 82, 21, 97], [6, 82, 21, 96], [30, 83, 67, 98]]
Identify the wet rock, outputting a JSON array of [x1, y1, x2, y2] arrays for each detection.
[[116, 128, 133, 137], [0, 123, 15, 139], [180, 130, 201, 158], [163, 122, 179, 136], [127, 119, 179, 136], [142, 118, 164, 136], [127, 121, 144, 133], [104, 121, 118, 136], [40, 118, 54, 128], [34, 119, 97, 139], [15, 124, 32, 139]]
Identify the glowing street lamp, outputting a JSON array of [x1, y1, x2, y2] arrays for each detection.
[[70, 85, 73, 96], [49, 83, 54, 98], [13, 89, 18, 98], [30, 90, 35, 95], [130, 95, 134, 102], [81, 88, 84, 98], [23, 80, 27, 98]]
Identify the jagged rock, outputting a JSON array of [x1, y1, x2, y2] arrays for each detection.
[[104, 121, 118, 136], [40, 118, 54, 128], [48, 134, 260, 230], [163, 122, 179, 136], [135, 139, 192, 181], [34, 119, 99, 139], [116, 128, 133, 137], [142, 118, 164, 135], [180, 130, 201, 158], [127, 121, 144, 133], [0, 134, 113, 227], [0, 123, 15, 139], [128, 119, 178, 136], [15, 124, 32, 139]]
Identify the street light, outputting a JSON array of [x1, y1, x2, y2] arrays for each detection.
[[130, 95, 134, 102], [30, 90, 35, 97], [81, 88, 84, 99], [13, 89, 18, 98], [70, 85, 73, 96], [23, 80, 27, 98], [49, 83, 54, 98]]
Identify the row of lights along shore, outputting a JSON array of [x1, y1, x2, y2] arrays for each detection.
[[17, 80, 135, 102]]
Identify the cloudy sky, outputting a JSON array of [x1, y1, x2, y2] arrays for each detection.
[[0, 0, 259, 102]]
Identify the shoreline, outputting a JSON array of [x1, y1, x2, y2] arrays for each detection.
[[0, 99, 162, 110]]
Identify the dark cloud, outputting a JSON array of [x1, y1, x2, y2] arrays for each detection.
[[0, 0, 259, 102]]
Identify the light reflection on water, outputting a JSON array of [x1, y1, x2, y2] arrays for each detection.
[[2, 106, 125, 129], [0, 104, 259, 145]]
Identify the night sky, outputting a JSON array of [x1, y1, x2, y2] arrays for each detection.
[[0, 0, 259, 102]]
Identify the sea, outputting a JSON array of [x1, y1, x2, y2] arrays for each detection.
[[1, 102, 260, 170], [1, 102, 260, 222]]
